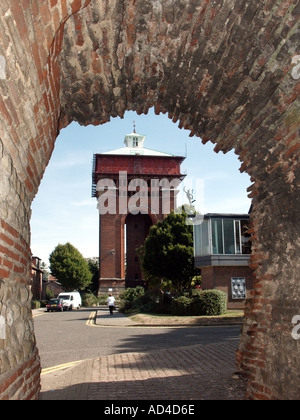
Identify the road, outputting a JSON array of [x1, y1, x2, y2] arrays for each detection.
[[33, 307, 242, 370]]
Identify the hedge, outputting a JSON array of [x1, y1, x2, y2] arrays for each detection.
[[119, 287, 227, 316], [192, 289, 227, 316]]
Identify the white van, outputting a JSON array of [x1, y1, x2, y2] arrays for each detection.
[[58, 292, 82, 311]]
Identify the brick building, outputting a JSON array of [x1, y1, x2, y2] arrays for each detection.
[[92, 130, 185, 294], [194, 213, 253, 309], [30, 256, 44, 301]]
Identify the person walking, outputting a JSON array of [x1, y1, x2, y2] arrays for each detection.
[[107, 293, 116, 315]]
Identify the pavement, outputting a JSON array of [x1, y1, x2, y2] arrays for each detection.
[[39, 309, 247, 401]]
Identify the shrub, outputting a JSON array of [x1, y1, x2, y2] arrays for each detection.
[[98, 294, 109, 305], [119, 286, 146, 312], [166, 290, 227, 316], [31, 300, 41, 309], [45, 288, 54, 300], [119, 287, 227, 317], [192, 289, 227, 316], [82, 291, 99, 307], [40, 300, 48, 308], [171, 295, 193, 316]]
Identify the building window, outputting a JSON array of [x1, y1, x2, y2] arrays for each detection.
[[212, 219, 224, 254], [133, 137, 138, 147], [194, 216, 251, 257], [194, 220, 210, 256], [211, 219, 249, 255]]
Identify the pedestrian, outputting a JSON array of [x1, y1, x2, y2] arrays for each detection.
[[107, 293, 115, 315]]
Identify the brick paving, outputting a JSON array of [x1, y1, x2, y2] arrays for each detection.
[[40, 341, 247, 400], [40, 308, 247, 400]]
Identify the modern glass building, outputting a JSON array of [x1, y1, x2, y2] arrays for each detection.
[[193, 213, 253, 308]]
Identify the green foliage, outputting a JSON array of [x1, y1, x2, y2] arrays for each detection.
[[192, 289, 227, 316], [169, 290, 227, 316], [119, 286, 146, 312], [45, 287, 54, 300], [98, 294, 109, 305], [171, 295, 192, 316], [82, 291, 99, 307], [191, 275, 202, 288], [119, 286, 227, 317], [141, 211, 200, 293], [31, 300, 41, 309], [49, 242, 92, 291], [41, 261, 50, 281], [86, 257, 99, 294]]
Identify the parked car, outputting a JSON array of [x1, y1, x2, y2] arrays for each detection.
[[46, 298, 64, 312]]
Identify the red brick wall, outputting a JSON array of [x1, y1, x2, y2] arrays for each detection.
[[95, 155, 184, 177], [0, 0, 91, 401], [201, 266, 254, 309]]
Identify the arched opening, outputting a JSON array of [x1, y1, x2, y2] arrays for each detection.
[[30, 109, 251, 265], [125, 213, 153, 287]]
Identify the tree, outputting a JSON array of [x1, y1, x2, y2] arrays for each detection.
[[86, 257, 99, 294], [49, 242, 92, 291], [41, 261, 50, 281], [140, 211, 200, 294]]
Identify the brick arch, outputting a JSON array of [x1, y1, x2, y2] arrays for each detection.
[[0, 0, 299, 400]]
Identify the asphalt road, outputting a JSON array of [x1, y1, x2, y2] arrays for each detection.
[[33, 307, 242, 370]]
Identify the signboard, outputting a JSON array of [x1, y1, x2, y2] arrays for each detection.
[[231, 277, 246, 300]]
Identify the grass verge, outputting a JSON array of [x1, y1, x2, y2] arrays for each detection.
[[128, 310, 244, 325]]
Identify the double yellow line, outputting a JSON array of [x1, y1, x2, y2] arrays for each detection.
[[41, 311, 97, 375], [41, 360, 82, 375], [86, 310, 97, 327]]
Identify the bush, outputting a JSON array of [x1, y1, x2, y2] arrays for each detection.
[[82, 291, 99, 307], [119, 286, 146, 312], [192, 289, 227, 316], [119, 287, 227, 317], [31, 300, 41, 309], [164, 289, 227, 316], [45, 288, 54, 300], [98, 294, 109, 305], [171, 295, 193, 315]]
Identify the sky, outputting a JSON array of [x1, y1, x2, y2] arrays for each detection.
[[30, 108, 252, 266]]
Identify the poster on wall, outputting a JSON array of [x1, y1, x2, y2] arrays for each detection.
[[231, 277, 246, 300]]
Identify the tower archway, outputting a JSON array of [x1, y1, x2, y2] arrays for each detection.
[[125, 213, 153, 287]]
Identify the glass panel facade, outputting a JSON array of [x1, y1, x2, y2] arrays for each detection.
[[241, 220, 251, 254], [235, 220, 242, 254], [194, 216, 251, 257], [193, 221, 210, 256], [223, 219, 235, 254], [212, 219, 223, 254]]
